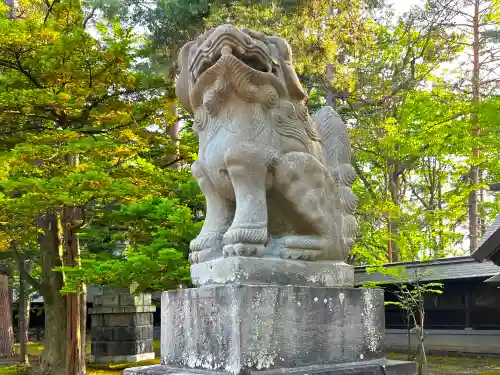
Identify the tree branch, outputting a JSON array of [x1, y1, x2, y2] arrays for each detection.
[[11, 241, 42, 292], [14, 55, 44, 89], [353, 161, 377, 200], [43, 0, 60, 24], [82, 6, 97, 29], [159, 156, 184, 169]]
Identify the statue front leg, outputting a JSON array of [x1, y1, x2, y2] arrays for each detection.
[[223, 143, 269, 257], [190, 159, 234, 264]]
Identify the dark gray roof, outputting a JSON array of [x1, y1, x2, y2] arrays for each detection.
[[33, 285, 162, 304], [485, 273, 500, 283], [472, 213, 500, 265], [354, 256, 499, 284]]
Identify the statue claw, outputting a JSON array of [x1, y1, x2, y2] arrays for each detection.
[[223, 243, 265, 258]]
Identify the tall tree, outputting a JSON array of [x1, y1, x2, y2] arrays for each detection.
[[0, 261, 14, 358], [448, 0, 499, 252], [0, 0, 168, 373], [339, 3, 465, 262], [17, 254, 32, 366]]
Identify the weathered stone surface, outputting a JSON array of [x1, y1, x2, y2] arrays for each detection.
[[91, 339, 154, 356], [90, 306, 157, 314], [123, 360, 416, 375], [91, 287, 156, 364], [177, 24, 359, 266], [91, 326, 154, 342], [93, 292, 152, 307], [93, 352, 156, 364], [91, 312, 154, 327], [190, 257, 354, 287], [161, 285, 384, 373]]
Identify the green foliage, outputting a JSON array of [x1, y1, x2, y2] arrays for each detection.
[[0, 0, 198, 295], [62, 197, 201, 293], [0, 0, 499, 303]]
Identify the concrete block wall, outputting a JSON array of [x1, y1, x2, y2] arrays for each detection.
[[90, 288, 156, 363]]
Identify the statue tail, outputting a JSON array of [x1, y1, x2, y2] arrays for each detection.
[[312, 106, 359, 257]]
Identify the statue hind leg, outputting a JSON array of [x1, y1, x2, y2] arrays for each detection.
[[274, 152, 345, 261]]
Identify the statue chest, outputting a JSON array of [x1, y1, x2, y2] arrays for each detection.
[[200, 117, 273, 164]]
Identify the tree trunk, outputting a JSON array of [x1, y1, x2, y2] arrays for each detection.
[[418, 311, 428, 375], [388, 168, 401, 262], [80, 285, 87, 368], [406, 313, 411, 361], [42, 293, 68, 375], [36, 213, 67, 375], [18, 257, 32, 365], [469, 0, 480, 253], [62, 206, 84, 375], [62, 153, 85, 375], [24, 262, 32, 345], [0, 270, 15, 358]]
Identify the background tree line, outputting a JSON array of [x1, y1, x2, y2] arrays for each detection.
[[0, 0, 498, 373]]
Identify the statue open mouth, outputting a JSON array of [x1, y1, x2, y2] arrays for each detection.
[[189, 26, 276, 82]]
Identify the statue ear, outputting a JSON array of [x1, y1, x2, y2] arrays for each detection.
[[266, 36, 307, 102], [175, 41, 196, 113]]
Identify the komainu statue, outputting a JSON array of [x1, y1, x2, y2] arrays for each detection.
[[176, 25, 358, 264]]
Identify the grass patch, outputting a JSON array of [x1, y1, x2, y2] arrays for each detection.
[[12, 343, 44, 357], [86, 359, 161, 375], [0, 360, 161, 375], [153, 340, 160, 353], [388, 352, 500, 374], [0, 366, 28, 375], [0, 341, 161, 375]]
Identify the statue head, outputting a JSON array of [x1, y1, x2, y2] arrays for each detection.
[[175, 24, 308, 114]]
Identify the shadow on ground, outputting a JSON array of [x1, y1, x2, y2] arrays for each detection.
[[2, 344, 500, 374]]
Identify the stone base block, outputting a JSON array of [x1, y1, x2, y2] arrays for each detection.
[[91, 339, 154, 357], [91, 352, 155, 364], [90, 288, 156, 364], [190, 257, 354, 287], [123, 359, 416, 375], [161, 284, 385, 373]]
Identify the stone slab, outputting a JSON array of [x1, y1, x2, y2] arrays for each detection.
[[123, 359, 416, 375], [91, 325, 154, 341], [161, 285, 384, 373], [91, 313, 154, 327], [93, 292, 153, 307], [90, 306, 157, 314], [91, 352, 155, 364], [190, 257, 354, 287], [92, 339, 154, 356]]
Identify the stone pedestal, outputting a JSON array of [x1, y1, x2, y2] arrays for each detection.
[[190, 257, 354, 287], [160, 284, 384, 370], [124, 258, 415, 375], [90, 287, 156, 363]]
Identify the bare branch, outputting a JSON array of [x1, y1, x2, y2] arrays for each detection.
[[43, 0, 60, 24]]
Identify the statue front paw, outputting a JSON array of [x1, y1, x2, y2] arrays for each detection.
[[222, 243, 265, 257], [189, 232, 224, 264], [222, 225, 267, 258]]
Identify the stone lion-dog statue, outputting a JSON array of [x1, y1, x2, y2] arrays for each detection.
[[176, 24, 358, 264]]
